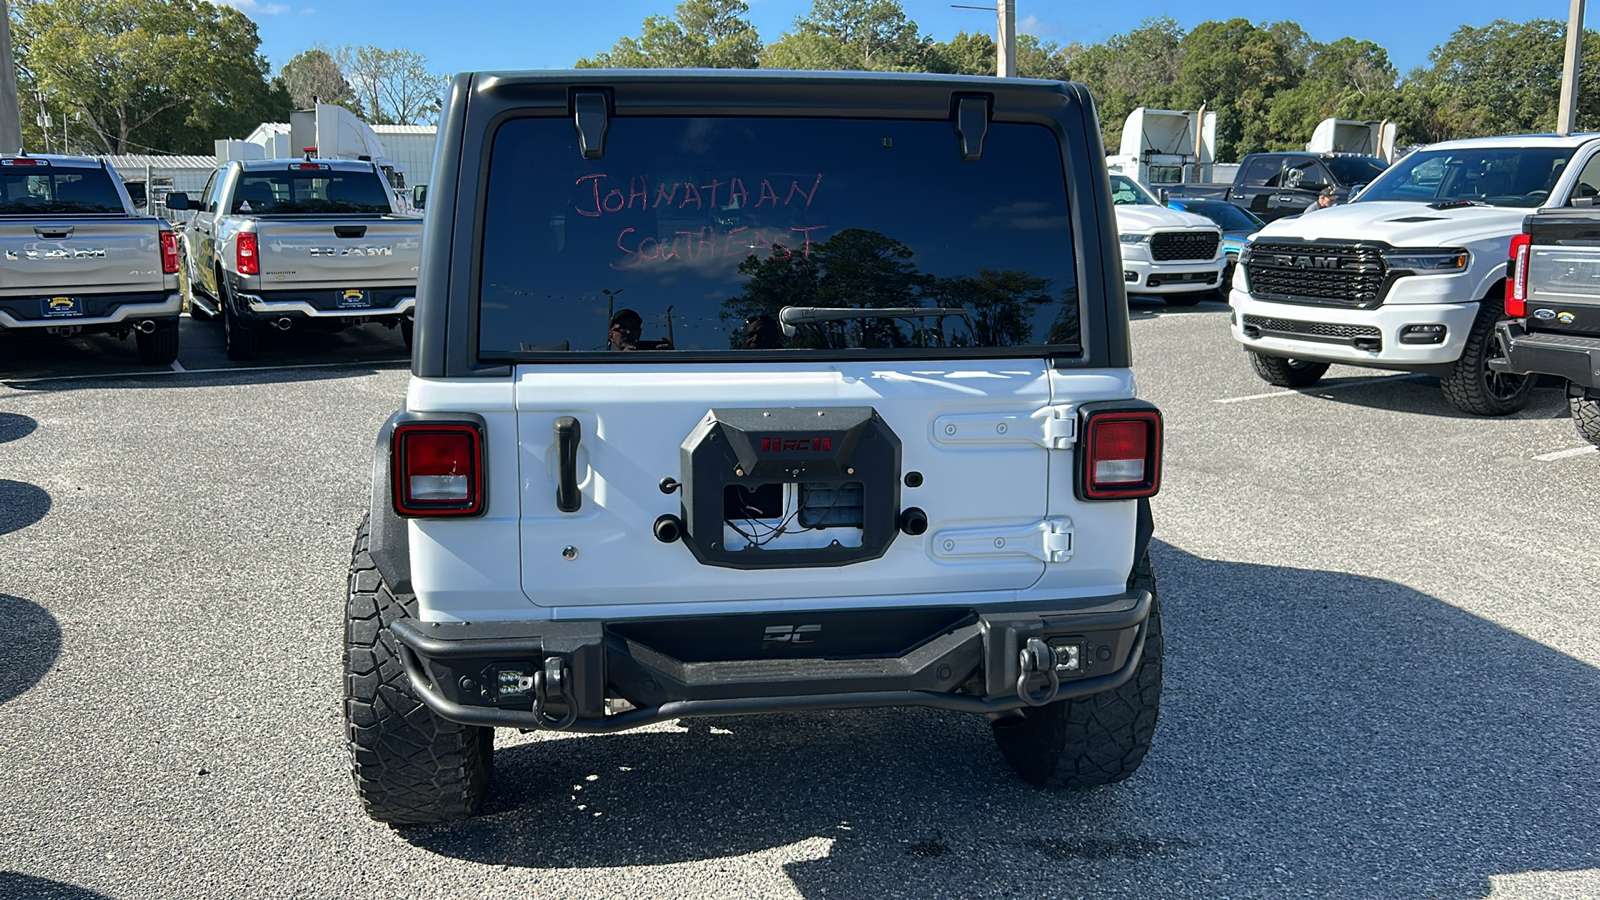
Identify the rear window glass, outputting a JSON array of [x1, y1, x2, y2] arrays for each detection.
[[477, 116, 1080, 358], [0, 168, 124, 214], [230, 170, 392, 214]]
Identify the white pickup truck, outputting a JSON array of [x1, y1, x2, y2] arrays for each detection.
[[1230, 134, 1600, 415], [167, 158, 421, 360], [1109, 174, 1226, 306], [0, 154, 181, 364]]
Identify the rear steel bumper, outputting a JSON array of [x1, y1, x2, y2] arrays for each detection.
[[0, 292, 181, 330], [1491, 320, 1600, 388]]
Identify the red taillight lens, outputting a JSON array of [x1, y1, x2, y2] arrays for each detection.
[[3, 157, 41, 166], [159, 230, 179, 274], [1081, 410, 1162, 500], [1505, 232, 1531, 318], [236, 232, 259, 276], [392, 424, 484, 516]]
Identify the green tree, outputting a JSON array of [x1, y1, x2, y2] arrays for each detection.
[[761, 0, 932, 72], [276, 47, 359, 112], [1174, 18, 1299, 157], [929, 30, 994, 76], [575, 0, 761, 69], [339, 46, 448, 125], [12, 0, 286, 154], [1061, 17, 1186, 153], [1265, 38, 1399, 149]]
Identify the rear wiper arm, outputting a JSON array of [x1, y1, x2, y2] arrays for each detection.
[[777, 306, 969, 337]]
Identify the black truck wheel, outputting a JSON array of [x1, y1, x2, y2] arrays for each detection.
[[992, 556, 1162, 789], [1440, 295, 1535, 416], [135, 320, 179, 365], [1571, 397, 1600, 447], [345, 514, 493, 824], [1248, 351, 1329, 387], [220, 276, 261, 362]]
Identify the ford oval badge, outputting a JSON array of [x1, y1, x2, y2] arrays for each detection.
[[1534, 308, 1558, 320]]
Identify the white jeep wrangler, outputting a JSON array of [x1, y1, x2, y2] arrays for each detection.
[[345, 70, 1166, 823]]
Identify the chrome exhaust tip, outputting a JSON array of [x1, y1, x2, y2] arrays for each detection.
[[275, 318, 293, 331], [136, 319, 157, 334]]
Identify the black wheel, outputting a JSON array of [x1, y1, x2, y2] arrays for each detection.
[[1248, 351, 1329, 387], [220, 276, 260, 361], [1571, 396, 1600, 447], [1440, 295, 1535, 416], [993, 555, 1162, 788], [346, 514, 493, 824], [1164, 292, 1206, 307], [135, 320, 179, 365], [400, 318, 414, 351]]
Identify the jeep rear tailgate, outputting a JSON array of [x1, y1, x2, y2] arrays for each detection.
[[252, 218, 421, 289], [0, 217, 167, 296]]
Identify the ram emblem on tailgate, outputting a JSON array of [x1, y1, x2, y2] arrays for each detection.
[[307, 246, 393, 257], [7, 248, 107, 260]]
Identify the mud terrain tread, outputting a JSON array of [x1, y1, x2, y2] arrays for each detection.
[[1571, 397, 1600, 447], [992, 556, 1163, 789], [1440, 295, 1535, 416], [1247, 351, 1328, 388], [345, 514, 491, 824]]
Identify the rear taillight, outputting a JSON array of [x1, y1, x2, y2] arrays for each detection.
[[236, 232, 259, 276], [1080, 409, 1162, 500], [159, 230, 178, 274], [1505, 232, 1531, 318], [392, 423, 484, 516]]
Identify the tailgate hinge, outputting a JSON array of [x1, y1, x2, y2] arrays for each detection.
[[932, 405, 1077, 449], [930, 517, 1074, 564]]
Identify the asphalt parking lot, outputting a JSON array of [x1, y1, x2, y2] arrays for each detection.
[[2, 301, 1597, 899]]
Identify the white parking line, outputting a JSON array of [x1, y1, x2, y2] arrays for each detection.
[[1213, 373, 1426, 404], [2, 358, 407, 385], [1533, 445, 1599, 461]]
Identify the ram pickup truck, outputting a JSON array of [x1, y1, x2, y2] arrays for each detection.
[[1170, 151, 1389, 223], [1229, 133, 1600, 415], [344, 70, 1167, 824], [0, 154, 182, 364], [167, 158, 421, 361], [1110, 174, 1226, 306], [1493, 209, 1600, 445]]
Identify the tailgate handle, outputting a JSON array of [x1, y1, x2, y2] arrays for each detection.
[[34, 225, 73, 238], [554, 416, 582, 513], [334, 225, 367, 239]]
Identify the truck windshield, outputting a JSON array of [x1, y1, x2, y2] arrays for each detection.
[[0, 168, 124, 214], [477, 116, 1081, 359], [230, 169, 392, 214], [1109, 175, 1160, 206], [1355, 147, 1573, 208]]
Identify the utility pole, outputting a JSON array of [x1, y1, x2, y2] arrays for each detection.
[[0, 0, 22, 153], [1559, 0, 1587, 135], [996, 0, 1016, 78]]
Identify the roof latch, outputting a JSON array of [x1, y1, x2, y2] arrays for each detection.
[[953, 95, 990, 163], [572, 91, 610, 161]]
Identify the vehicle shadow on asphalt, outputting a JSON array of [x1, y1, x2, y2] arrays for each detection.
[[1287, 374, 1572, 420], [0, 480, 50, 536], [0, 595, 61, 706], [1128, 298, 1231, 320], [0, 873, 114, 900], [397, 541, 1600, 898], [0, 413, 38, 444]]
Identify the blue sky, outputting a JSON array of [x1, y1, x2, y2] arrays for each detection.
[[229, 0, 1581, 79]]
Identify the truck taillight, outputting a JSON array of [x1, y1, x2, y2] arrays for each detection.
[[159, 230, 179, 274], [236, 232, 259, 275], [1079, 409, 1162, 500], [1505, 232, 1531, 318], [392, 423, 485, 517]]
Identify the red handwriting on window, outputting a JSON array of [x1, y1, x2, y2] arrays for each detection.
[[611, 224, 828, 270], [574, 173, 824, 217]]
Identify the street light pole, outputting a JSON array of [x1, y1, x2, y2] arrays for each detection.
[[0, 0, 22, 153], [1559, 0, 1587, 135], [996, 0, 1016, 78]]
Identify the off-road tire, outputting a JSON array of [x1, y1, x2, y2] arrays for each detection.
[[345, 514, 493, 824], [1440, 294, 1535, 416], [220, 276, 260, 362], [1248, 351, 1329, 387], [135, 320, 179, 365], [992, 555, 1163, 789], [1164, 292, 1207, 307], [1571, 396, 1600, 447]]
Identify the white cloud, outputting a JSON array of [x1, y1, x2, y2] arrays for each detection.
[[1018, 14, 1058, 36], [223, 0, 291, 15]]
